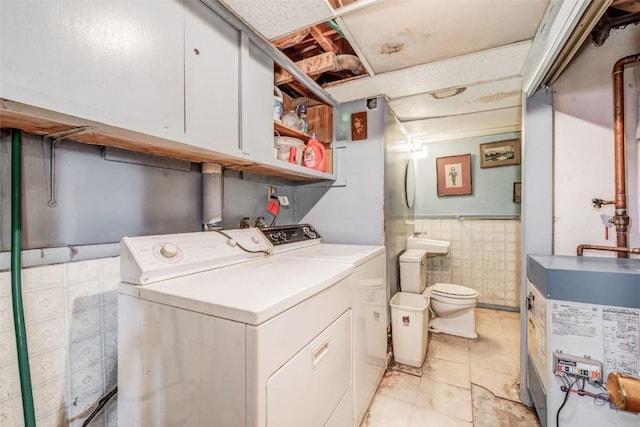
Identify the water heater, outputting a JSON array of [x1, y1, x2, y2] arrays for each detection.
[[526, 255, 640, 427]]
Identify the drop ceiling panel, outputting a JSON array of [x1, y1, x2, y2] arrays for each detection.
[[389, 77, 522, 120], [402, 106, 522, 142], [339, 0, 549, 74], [219, 0, 334, 40], [326, 41, 531, 102]]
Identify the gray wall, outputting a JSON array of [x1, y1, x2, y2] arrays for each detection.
[[384, 108, 414, 298], [0, 130, 202, 251], [520, 88, 553, 406], [222, 171, 298, 229], [414, 132, 522, 217], [296, 98, 386, 245]]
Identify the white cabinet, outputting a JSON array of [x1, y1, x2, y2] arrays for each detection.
[[0, 0, 185, 142], [184, 0, 241, 155], [243, 41, 276, 161], [0, 0, 335, 181]]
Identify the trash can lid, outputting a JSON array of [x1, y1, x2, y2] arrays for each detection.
[[400, 249, 427, 263]]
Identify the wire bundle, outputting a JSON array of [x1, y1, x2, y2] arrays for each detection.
[[556, 375, 610, 426]]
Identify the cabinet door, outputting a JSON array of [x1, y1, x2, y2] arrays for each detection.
[[0, 0, 185, 141], [184, 0, 240, 155], [241, 40, 276, 161]]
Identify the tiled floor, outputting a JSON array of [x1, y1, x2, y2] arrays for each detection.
[[362, 308, 540, 427]]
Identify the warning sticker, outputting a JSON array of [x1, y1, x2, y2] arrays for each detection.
[[603, 307, 640, 376], [551, 303, 600, 337]]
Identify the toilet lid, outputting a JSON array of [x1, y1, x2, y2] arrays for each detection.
[[432, 283, 478, 298]]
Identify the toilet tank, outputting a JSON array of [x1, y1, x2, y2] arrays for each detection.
[[399, 249, 427, 293]]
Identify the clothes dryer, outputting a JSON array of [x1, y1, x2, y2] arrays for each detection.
[[265, 224, 387, 426]]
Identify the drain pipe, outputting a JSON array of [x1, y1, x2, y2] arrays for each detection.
[[611, 54, 640, 256], [11, 129, 36, 426], [202, 163, 223, 230]]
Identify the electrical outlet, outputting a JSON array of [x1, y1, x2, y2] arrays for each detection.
[[267, 186, 276, 201], [278, 196, 289, 206]]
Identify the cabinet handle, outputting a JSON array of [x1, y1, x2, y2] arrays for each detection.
[[312, 339, 330, 367]]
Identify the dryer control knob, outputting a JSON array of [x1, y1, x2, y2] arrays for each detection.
[[251, 236, 260, 244], [227, 239, 237, 247], [302, 226, 317, 239], [159, 243, 179, 259]]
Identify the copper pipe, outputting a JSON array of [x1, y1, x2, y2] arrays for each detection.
[[576, 244, 640, 256], [611, 54, 640, 256]]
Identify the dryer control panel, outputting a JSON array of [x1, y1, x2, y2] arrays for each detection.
[[120, 228, 273, 285]]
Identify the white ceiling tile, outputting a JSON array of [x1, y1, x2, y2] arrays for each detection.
[[389, 77, 522, 120], [326, 41, 531, 102], [219, 0, 334, 40], [339, 0, 549, 74], [402, 106, 522, 141]]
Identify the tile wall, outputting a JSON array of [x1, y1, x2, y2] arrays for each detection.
[[0, 257, 120, 427], [413, 219, 521, 308]]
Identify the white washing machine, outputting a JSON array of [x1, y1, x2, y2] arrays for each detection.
[[118, 228, 355, 427], [265, 224, 388, 426]]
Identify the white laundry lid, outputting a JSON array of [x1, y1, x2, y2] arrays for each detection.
[[432, 283, 478, 297], [399, 249, 427, 263]]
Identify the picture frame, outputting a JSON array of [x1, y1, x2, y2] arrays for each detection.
[[351, 111, 367, 141], [513, 182, 522, 203], [436, 154, 472, 197], [479, 139, 521, 168]]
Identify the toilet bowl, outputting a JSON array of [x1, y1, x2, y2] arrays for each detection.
[[423, 283, 478, 339], [398, 249, 478, 339]]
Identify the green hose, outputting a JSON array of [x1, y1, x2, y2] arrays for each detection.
[[327, 19, 345, 38], [11, 129, 36, 427]]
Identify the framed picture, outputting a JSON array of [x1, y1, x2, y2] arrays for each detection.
[[513, 182, 522, 203], [351, 112, 367, 141], [436, 154, 472, 196], [479, 139, 521, 168]]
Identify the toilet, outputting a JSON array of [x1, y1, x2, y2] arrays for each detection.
[[399, 249, 479, 339]]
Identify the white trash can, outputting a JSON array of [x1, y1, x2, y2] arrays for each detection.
[[390, 292, 430, 367]]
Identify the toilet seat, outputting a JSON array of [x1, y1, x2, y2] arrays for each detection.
[[430, 283, 478, 299]]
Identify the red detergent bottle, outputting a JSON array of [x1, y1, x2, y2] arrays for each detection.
[[303, 134, 326, 172]]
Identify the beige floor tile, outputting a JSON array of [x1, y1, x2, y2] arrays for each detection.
[[427, 339, 470, 365], [369, 309, 532, 426], [469, 336, 518, 377], [500, 317, 520, 335], [476, 321, 505, 339], [475, 308, 499, 319], [470, 366, 521, 402], [471, 384, 540, 427], [415, 379, 473, 422], [376, 370, 421, 404], [361, 394, 414, 427], [497, 310, 520, 320], [409, 407, 472, 427], [422, 357, 470, 389], [430, 332, 471, 348]]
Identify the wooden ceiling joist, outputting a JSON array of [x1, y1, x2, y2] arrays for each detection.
[[309, 25, 338, 53], [285, 80, 318, 100], [275, 51, 336, 85], [273, 28, 311, 50]]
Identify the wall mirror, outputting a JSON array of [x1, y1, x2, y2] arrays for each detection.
[[405, 158, 416, 209]]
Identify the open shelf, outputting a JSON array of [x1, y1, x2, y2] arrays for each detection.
[[274, 121, 331, 147]]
